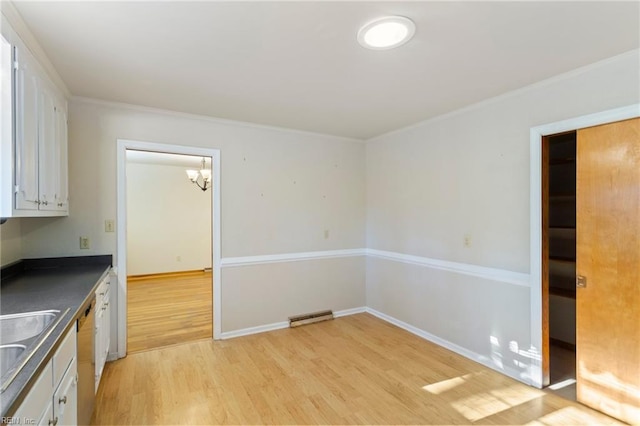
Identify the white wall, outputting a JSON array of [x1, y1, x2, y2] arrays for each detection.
[[366, 50, 640, 383], [126, 161, 211, 276], [19, 100, 367, 332], [223, 256, 365, 331], [0, 218, 22, 266]]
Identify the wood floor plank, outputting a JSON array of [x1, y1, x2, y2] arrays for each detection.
[[94, 313, 621, 425], [127, 271, 212, 353]]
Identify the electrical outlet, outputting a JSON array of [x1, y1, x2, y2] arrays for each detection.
[[324, 229, 330, 239], [463, 234, 472, 248], [105, 220, 115, 233], [79, 237, 90, 250], [176, 255, 181, 262]]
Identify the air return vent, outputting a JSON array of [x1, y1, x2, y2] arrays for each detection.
[[289, 310, 334, 328]]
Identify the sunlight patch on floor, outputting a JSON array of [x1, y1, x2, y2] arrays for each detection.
[[548, 378, 576, 390], [450, 383, 544, 422], [422, 374, 474, 395], [525, 405, 621, 425]]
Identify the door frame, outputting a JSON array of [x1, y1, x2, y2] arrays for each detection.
[[116, 139, 222, 358], [529, 103, 640, 388]]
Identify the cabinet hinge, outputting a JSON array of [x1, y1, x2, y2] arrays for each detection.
[[13, 61, 19, 70], [14, 185, 19, 194]]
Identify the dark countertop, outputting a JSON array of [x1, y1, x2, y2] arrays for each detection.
[[0, 256, 112, 418]]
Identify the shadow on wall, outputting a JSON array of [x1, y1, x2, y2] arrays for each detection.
[[489, 335, 541, 385]]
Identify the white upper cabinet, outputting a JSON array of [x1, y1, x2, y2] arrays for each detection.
[[13, 42, 40, 211], [1, 20, 68, 217], [55, 99, 69, 211]]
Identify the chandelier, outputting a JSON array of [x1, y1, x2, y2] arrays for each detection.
[[186, 157, 212, 191]]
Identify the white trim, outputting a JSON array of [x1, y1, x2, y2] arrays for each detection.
[[220, 307, 367, 340], [368, 49, 639, 143], [220, 248, 528, 287], [220, 321, 290, 340], [116, 139, 222, 359], [333, 306, 367, 318], [71, 96, 364, 144], [221, 249, 366, 267], [367, 249, 530, 287], [365, 308, 527, 385], [528, 103, 640, 388]]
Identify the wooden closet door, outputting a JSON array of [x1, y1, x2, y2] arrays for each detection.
[[576, 117, 639, 424]]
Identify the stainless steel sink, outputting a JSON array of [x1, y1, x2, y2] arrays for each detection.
[[0, 310, 60, 345], [0, 345, 27, 378], [0, 309, 66, 392]]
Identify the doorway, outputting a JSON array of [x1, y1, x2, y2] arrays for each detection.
[[542, 131, 577, 400], [531, 108, 639, 424], [125, 150, 213, 352], [116, 139, 222, 358]]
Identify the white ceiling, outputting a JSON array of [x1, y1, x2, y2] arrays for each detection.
[[12, 1, 640, 140]]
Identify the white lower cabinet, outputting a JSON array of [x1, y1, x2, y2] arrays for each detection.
[[12, 361, 53, 425], [12, 326, 77, 426], [53, 358, 77, 426], [94, 276, 110, 392]]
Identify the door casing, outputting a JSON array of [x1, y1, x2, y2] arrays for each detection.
[[116, 139, 222, 359], [529, 103, 640, 388]]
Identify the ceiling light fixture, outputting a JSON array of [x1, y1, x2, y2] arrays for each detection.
[[357, 16, 415, 50], [186, 157, 212, 191]]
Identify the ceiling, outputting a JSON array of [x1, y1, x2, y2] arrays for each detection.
[[12, 1, 640, 140]]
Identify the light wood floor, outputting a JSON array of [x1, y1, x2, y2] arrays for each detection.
[[127, 271, 212, 353], [94, 313, 620, 425]]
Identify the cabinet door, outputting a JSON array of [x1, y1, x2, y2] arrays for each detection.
[[94, 306, 104, 392], [14, 45, 39, 210], [1, 35, 12, 217], [103, 295, 111, 361], [12, 361, 54, 425], [37, 81, 57, 211], [54, 358, 78, 426], [54, 101, 68, 212]]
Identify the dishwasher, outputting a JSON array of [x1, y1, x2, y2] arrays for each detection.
[[77, 297, 95, 425]]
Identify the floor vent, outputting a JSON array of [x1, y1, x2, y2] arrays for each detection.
[[289, 310, 334, 328]]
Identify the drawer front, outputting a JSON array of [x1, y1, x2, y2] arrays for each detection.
[[54, 357, 77, 426], [53, 326, 76, 387], [95, 276, 109, 301]]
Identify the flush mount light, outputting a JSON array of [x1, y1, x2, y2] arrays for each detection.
[[357, 16, 416, 50]]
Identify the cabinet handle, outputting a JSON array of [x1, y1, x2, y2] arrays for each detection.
[[41, 200, 48, 206], [59, 395, 67, 404], [49, 417, 58, 426]]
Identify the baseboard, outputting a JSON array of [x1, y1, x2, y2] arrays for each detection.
[[333, 306, 367, 317], [365, 307, 530, 385], [220, 306, 367, 340], [220, 321, 290, 340], [127, 269, 212, 281]]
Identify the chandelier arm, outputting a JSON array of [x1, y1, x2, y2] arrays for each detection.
[[195, 180, 209, 191]]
